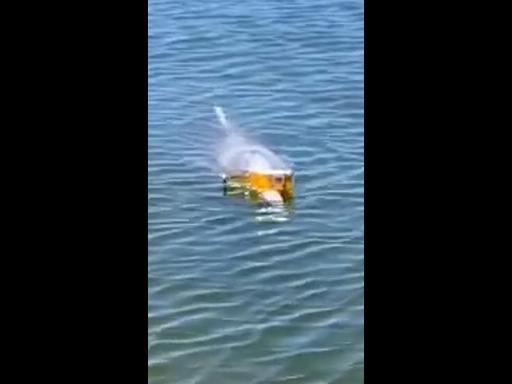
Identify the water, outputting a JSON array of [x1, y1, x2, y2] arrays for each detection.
[[148, 0, 364, 383]]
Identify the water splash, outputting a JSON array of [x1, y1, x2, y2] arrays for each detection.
[[255, 205, 291, 223], [213, 106, 291, 175]]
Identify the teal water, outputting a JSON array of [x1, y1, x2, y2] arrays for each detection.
[[148, 1, 364, 382]]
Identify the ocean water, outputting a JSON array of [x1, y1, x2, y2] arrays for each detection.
[[148, 0, 364, 383]]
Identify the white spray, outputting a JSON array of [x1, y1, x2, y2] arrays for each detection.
[[213, 106, 290, 176]]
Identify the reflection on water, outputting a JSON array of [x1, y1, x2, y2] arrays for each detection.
[[222, 183, 295, 222]]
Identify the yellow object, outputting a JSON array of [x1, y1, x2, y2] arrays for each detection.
[[223, 170, 294, 202]]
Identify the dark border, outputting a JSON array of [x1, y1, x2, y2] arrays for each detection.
[[22, 3, 150, 381]]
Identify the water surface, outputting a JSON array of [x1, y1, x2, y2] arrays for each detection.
[[149, 0, 364, 382]]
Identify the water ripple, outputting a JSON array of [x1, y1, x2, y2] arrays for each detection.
[[149, 0, 363, 382]]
